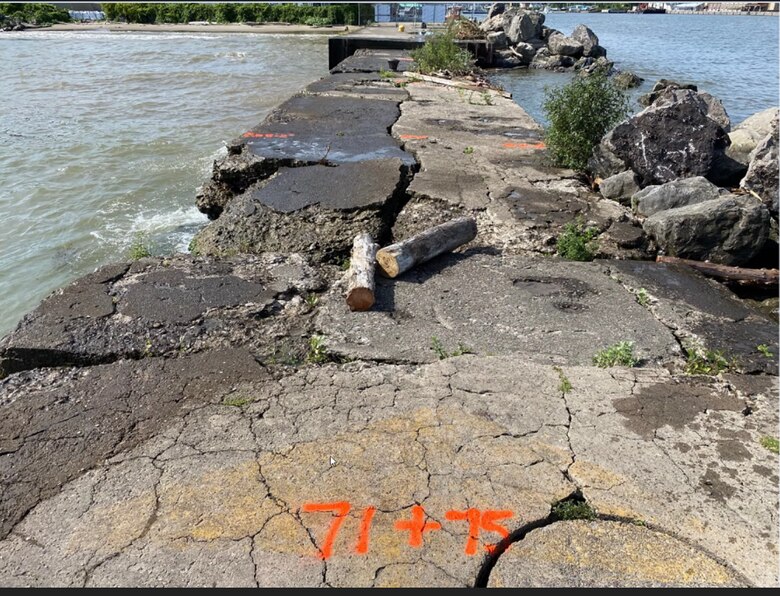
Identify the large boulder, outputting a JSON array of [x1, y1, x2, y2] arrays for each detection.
[[604, 88, 731, 186], [638, 79, 698, 107], [513, 42, 536, 63], [741, 115, 779, 218], [727, 107, 779, 166], [599, 170, 641, 202], [487, 2, 505, 19], [505, 10, 544, 44], [487, 30, 508, 48], [547, 31, 584, 57], [571, 24, 606, 58], [632, 176, 726, 217], [643, 195, 770, 265], [587, 139, 628, 179]]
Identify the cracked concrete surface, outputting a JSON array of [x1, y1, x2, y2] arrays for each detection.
[[0, 357, 776, 586]]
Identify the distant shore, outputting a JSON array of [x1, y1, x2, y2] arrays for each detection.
[[35, 22, 362, 34]]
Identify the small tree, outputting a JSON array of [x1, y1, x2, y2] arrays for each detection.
[[543, 68, 630, 172], [410, 31, 474, 76]]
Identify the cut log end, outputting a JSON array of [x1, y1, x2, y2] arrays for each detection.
[[346, 287, 375, 311], [376, 251, 400, 278]]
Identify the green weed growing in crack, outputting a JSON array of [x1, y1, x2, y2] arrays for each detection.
[[553, 366, 572, 395], [128, 232, 153, 260], [305, 294, 319, 309], [556, 218, 599, 262], [142, 337, 153, 358], [760, 436, 779, 454], [340, 257, 351, 272], [306, 335, 328, 364], [463, 146, 474, 155], [593, 341, 637, 368], [757, 344, 774, 359], [223, 396, 252, 408], [379, 69, 395, 79], [683, 343, 732, 376], [635, 287, 651, 307], [431, 336, 473, 360], [551, 498, 596, 521]]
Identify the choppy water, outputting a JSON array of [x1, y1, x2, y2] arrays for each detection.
[[0, 17, 778, 336], [493, 13, 779, 124], [0, 31, 328, 336]]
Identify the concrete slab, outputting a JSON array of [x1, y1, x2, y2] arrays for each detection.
[[391, 83, 650, 258], [194, 159, 411, 263], [0, 357, 774, 586], [604, 259, 779, 375], [0, 254, 325, 376], [315, 252, 681, 367]]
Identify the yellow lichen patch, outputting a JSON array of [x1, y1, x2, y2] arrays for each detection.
[[255, 512, 315, 557], [65, 490, 157, 556], [491, 520, 739, 587], [569, 460, 626, 490], [155, 460, 280, 542]]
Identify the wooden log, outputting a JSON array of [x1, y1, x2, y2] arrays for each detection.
[[376, 217, 477, 278], [401, 71, 512, 98], [656, 255, 779, 286], [346, 233, 378, 311]]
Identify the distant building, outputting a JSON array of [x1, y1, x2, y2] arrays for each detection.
[[68, 10, 105, 21], [373, 3, 489, 24]]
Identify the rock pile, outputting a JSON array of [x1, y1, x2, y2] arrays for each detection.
[[592, 84, 778, 267], [480, 3, 608, 72]]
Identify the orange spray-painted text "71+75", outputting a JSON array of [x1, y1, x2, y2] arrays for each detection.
[[300, 502, 515, 559]]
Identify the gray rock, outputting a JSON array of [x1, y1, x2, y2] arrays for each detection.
[[547, 31, 584, 57], [599, 170, 641, 202], [486, 30, 508, 48], [612, 70, 644, 90], [727, 107, 779, 166], [741, 115, 779, 218], [632, 176, 726, 217], [587, 132, 628, 179], [699, 92, 731, 131], [513, 42, 536, 63], [580, 56, 614, 75], [506, 11, 544, 44], [571, 24, 605, 58], [605, 88, 731, 186], [643, 195, 771, 265], [487, 2, 505, 19], [638, 78, 698, 107]]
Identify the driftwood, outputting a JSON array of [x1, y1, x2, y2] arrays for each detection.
[[346, 233, 378, 311], [376, 217, 477, 278], [401, 71, 512, 98], [657, 255, 779, 286]]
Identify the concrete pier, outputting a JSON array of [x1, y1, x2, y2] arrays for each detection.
[[0, 38, 777, 589]]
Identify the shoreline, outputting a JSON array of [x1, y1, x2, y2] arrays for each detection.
[[28, 22, 363, 34]]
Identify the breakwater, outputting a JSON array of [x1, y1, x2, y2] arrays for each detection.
[[0, 36, 777, 588]]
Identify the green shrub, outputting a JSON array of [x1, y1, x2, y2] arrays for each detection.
[[128, 232, 152, 260], [0, 3, 71, 25], [543, 67, 630, 172], [551, 498, 596, 521], [306, 335, 328, 364], [410, 31, 473, 76], [556, 218, 599, 261], [593, 341, 637, 368]]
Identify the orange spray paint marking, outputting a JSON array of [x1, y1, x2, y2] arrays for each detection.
[[301, 501, 351, 560], [242, 132, 295, 139], [399, 134, 429, 140], [502, 141, 546, 150], [445, 508, 514, 555], [354, 506, 377, 555], [394, 505, 442, 547]]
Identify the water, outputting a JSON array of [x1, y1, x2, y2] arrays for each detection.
[[1, 17, 778, 337], [0, 31, 328, 336], [492, 13, 779, 125]]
